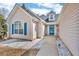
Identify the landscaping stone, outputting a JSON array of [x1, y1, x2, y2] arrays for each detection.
[[56, 39, 72, 56]]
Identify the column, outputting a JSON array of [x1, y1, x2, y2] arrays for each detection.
[[54, 25, 57, 36]]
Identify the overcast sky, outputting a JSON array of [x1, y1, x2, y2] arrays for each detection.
[[0, 3, 63, 17]]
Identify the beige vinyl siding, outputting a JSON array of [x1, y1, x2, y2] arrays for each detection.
[[58, 3, 79, 55], [8, 5, 45, 40], [8, 6, 33, 40]]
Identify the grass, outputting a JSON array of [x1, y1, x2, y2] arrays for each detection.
[[0, 45, 39, 56]]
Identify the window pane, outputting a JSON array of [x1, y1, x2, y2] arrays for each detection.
[[19, 29, 23, 34], [19, 22, 22, 28], [15, 21, 19, 29], [50, 15, 53, 19], [15, 29, 18, 34], [14, 21, 23, 34]]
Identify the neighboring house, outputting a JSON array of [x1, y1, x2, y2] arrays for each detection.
[[7, 4, 57, 40], [57, 3, 79, 55]]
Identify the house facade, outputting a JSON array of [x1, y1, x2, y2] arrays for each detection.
[[7, 4, 57, 40]]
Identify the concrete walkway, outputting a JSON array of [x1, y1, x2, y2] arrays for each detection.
[[0, 39, 42, 49], [36, 36, 58, 56]]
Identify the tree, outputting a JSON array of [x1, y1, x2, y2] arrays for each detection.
[[0, 14, 7, 39]]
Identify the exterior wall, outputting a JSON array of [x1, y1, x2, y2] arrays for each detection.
[[37, 21, 45, 38], [47, 25, 49, 35], [8, 6, 33, 40], [32, 22, 37, 39], [58, 3, 79, 55], [31, 20, 38, 40], [41, 22, 45, 37], [8, 6, 45, 40], [44, 25, 48, 36]]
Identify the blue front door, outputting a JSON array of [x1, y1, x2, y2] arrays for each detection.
[[49, 25, 54, 35]]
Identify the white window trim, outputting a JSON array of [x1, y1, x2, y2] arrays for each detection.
[[14, 21, 24, 34]]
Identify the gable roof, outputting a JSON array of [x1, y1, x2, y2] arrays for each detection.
[[7, 4, 46, 24], [47, 11, 56, 15], [21, 6, 46, 24], [7, 4, 59, 24], [20, 4, 40, 20]]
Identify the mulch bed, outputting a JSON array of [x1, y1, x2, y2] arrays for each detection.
[[0, 45, 39, 56]]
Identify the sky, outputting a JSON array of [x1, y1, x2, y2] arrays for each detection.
[[0, 3, 64, 17], [0, 3, 15, 17], [24, 3, 64, 15]]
